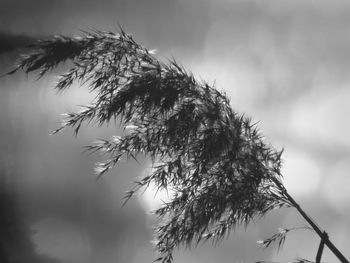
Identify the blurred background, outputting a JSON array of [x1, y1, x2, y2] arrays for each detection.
[[0, 0, 350, 262]]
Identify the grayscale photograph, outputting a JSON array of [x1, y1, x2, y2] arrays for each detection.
[[0, 1, 349, 263]]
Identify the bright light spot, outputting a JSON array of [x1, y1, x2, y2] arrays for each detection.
[[291, 88, 350, 147], [200, 19, 267, 112], [281, 150, 321, 196], [138, 180, 174, 212], [31, 218, 90, 262], [322, 158, 350, 214]]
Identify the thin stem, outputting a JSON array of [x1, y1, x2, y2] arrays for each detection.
[[273, 178, 349, 263], [316, 231, 328, 263]]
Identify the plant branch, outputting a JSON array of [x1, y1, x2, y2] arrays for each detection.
[[8, 29, 350, 263], [272, 178, 349, 263]]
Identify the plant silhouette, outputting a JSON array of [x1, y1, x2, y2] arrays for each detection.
[[8, 29, 349, 263]]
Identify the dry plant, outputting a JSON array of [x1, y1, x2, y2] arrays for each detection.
[[8, 29, 349, 263]]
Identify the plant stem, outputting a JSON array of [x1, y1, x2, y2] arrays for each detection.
[[280, 186, 349, 263], [316, 231, 327, 263]]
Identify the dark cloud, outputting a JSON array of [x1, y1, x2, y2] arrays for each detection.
[[0, 0, 212, 70], [0, 50, 151, 262], [0, 32, 36, 54]]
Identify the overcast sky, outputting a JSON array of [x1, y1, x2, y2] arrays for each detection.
[[1, 1, 350, 263]]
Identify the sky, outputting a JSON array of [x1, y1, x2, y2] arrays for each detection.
[[1, 0, 350, 262]]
